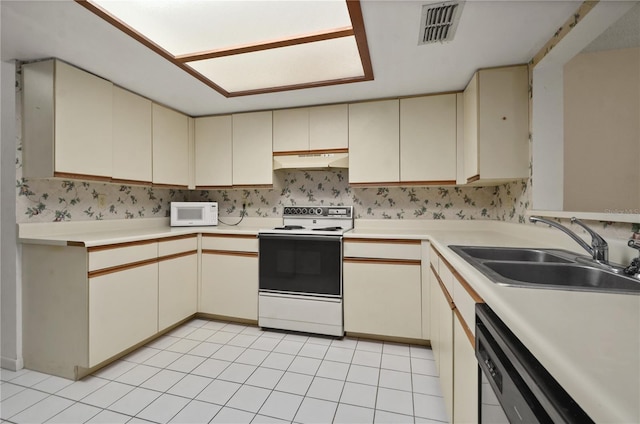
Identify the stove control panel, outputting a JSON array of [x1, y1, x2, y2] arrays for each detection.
[[283, 206, 352, 218]]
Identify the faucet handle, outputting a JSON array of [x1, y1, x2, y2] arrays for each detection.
[[628, 239, 640, 251]]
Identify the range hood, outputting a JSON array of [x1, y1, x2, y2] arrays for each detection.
[[273, 152, 349, 170]]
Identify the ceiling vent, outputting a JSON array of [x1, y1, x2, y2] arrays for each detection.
[[419, 1, 464, 45]]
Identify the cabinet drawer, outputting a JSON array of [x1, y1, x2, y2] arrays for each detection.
[[344, 239, 421, 260], [202, 234, 258, 252], [158, 235, 198, 257], [88, 241, 157, 271]]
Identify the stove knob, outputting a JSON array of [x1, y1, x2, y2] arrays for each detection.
[[315, 208, 323, 215], [301, 207, 308, 214], [284, 207, 291, 215]]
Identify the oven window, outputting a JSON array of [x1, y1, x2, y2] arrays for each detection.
[[259, 236, 341, 296]]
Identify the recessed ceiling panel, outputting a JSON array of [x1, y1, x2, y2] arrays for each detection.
[[91, 0, 353, 56], [187, 36, 364, 93]]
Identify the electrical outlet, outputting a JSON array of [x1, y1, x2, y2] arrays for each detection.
[[97, 194, 106, 208]]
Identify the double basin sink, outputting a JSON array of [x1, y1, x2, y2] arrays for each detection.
[[449, 246, 640, 295]]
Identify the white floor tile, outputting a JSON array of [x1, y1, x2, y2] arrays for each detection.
[[1, 382, 26, 400], [201, 321, 228, 331], [228, 334, 260, 348], [316, 360, 349, 381], [258, 330, 286, 341], [304, 336, 332, 346], [227, 385, 271, 413], [122, 347, 161, 364], [140, 369, 186, 392], [410, 346, 435, 360], [166, 374, 212, 399], [183, 319, 209, 328], [294, 397, 338, 423], [383, 342, 411, 357], [250, 337, 281, 352], [210, 406, 255, 423], [381, 353, 411, 372], [297, 343, 329, 359], [9, 395, 74, 423], [261, 352, 295, 371], [108, 387, 161, 416], [168, 400, 221, 423], [240, 326, 264, 337], [136, 393, 190, 424], [46, 402, 102, 423], [274, 372, 313, 395], [211, 345, 245, 362], [258, 391, 303, 421], [376, 387, 414, 416], [191, 358, 231, 379], [184, 328, 217, 341], [32, 376, 74, 394], [306, 377, 345, 402], [330, 337, 358, 349], [324, 346, 354, 363], [114, 365, 160, 386], [195, 379, 241, 405], [222, 323, 249, 334], [412, 374, 443, 397], [206, 331, 236, 345], [347, 364, 380, 386], [273, 340, 304, 355], [235, 348, 270, 366], [9, 370, 54, 388], [245, 367, 285, 390], [218, 363, 258, 384], [1, 368, 30, 382], [166, 354, 206, 373], [86, 409, 131, 423], [333, 403, 375, 424], [340, 382, 377, 408], [374, 409, 415, 423], [169, 326, 198, 338], [413, 393, 448, 421], [92, 360, 137, 381], [251, 414, 290, 423], [165, 338, 201, 354], [352, 350, 382, 368], [146, 335, 181, 350], [81, 381, 134, 408], [283, 333, 310, 343], [412, 358, 438, 376], [188, 341, 223, 358], [287, 356, 321, 375], [143, 350, 182, 369], [356, 340, 383, 353], [379, 369, 412, 391], [56, 376, 109, 401]]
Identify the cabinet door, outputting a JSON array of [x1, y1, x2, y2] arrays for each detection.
[[89, 263, 158, 366], [152, 103, 189, 187], [454, 317, 478, 424], [273, 108, 309, 153], [232, 111, 273, 186], [55, 60, 113, 178], [309, 104, 348, 151], [463, 73, 480, 182], [201, 252, 258, 320], [436, 282, 454, 422], [429, 267, 441, 372], [112, 86, 152, 183], [348, 100, 400, 184], [158, 254, 198, 331], [195, 115, 233, 187], [400, 94, 457, 183], [343, 260, 421, 339]]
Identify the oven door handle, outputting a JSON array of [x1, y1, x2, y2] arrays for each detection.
[[258, 233, 342, 242]]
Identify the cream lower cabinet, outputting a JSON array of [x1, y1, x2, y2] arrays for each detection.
[[158, 236, 199, 331], [343, 239, 422, 339], [200, 234, 259, 321], [89, 263, 158, 366], [430, 245, 482, 423]]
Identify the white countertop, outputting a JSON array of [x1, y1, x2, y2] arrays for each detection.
[[18, 217, 640, 422]]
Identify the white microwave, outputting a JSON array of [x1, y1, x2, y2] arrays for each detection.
[[170, 202, 218, 227]]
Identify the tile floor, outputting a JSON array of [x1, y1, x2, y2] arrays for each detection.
[[1, 319, 448, 424]]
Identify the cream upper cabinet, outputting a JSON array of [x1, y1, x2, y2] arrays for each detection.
[[152, 103, 190, 187], [232, 111, 273, 186], [309, 104, 348, 151], [112, 86, 152, 183], [348, 99, 400, 184], [22, 59, 113, 180], [400, 94, 458, 183], [463, 65, 529, 183], [195, 115, 233, 187], [273, 108, 309, 153], [273, 104, 348, 153]]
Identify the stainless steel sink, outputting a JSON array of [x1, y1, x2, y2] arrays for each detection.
[[449, 245, 640, 295]]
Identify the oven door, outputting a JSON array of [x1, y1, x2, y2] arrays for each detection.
[[258, 233, 342, 297]]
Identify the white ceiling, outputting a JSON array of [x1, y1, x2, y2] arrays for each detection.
[[1, 0, 581, 117]]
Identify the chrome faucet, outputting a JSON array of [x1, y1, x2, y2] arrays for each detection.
[[529, 216, 609, 263]]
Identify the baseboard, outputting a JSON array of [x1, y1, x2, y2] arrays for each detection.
[[1, 355, 24, 371]]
